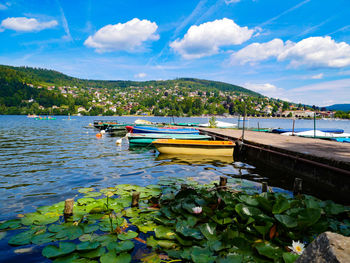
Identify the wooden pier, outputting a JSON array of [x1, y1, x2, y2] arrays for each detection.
[[199, 128, 350, 203]]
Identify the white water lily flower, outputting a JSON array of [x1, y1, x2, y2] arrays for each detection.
[[288, 240, 305, 255], [192, 206, 202, 214]]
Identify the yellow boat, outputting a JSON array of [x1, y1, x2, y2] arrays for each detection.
[[152, 139, 234, 156]]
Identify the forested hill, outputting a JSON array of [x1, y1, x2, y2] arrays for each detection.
[[0, 65, 261, 97]]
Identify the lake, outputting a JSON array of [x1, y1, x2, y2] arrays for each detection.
[[0, 115, 349, 261]]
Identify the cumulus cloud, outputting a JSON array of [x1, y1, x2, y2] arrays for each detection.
[[1, 17, 58, 32], [231, 36, 350, 69], [244, 82, 278, 93], [231, 38, 288, 65], [170, 18, 254, 59], [84, 18, 159, 53], [134, 72, 147, 78], [278, 36, 350, 68]]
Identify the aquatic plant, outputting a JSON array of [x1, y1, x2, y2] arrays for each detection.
[[0, 178, 349, 262]]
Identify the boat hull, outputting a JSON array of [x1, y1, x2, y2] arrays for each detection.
[[128, 134, 211, 145], [126, 126, 199, 134], [152, 139, 234, 156]]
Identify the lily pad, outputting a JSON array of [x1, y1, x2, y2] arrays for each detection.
[[42, 242, 76, 258], [154, 226, 176, 240], [8, 229, 35, 246], [32, 232, 56, 245], [107, 240, 134, 253], [76, 241, 100, 251], [191, 246, 215, 263], [0, 219, 22, 230], [275, 214, 298, 228], [118, 231, 138, 241], [78, 188, 94, 194]]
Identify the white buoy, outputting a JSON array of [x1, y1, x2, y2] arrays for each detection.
[[115, 138, 123, 145], [100, 130, 106, 134]]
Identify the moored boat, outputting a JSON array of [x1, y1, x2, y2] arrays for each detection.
[[199, 121, 237, 128], [128, 133, 211, 146], [152, 139, 234, 156], [126, 126, 199, 134], [272, 128, 344, 134]]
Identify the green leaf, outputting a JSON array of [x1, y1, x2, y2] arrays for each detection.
[[156, 239, 177, 249], [79, 188, 94, 193], [115, 253, 131, 263], [255, 242, 283, 259], [217, 254, 243, 263], [235, 204, 262, 219], [8, 229, 35, 245], [77, 198, 95, 206], [42, 242, 76, 258], [283, 252, 300, 263], [118, 231, 138, 241], [55, 225, 84, 240], [275, 214, 298, 228], [199, 223, 217, 241], [0, 219, 22, 230], [107, 240, 134, 253], [154, 226, 176, 240], [31, 232, 56, 245], [272, 198, 290, 214], [52, 253, 80, 263], [322, 200, 347, 215], [253, 221, 274, 237], [21, 212, 59, 226], [175, 221, 203, 240], [79, 247, 106, 258], [84, 192, 102, 198], [100, 250, 118, 263], [239, 195, 259, 206], [83, 224, 99, 234], [297, 208, 321, 228], [191, 246, 215, 263], [76, 241, 100, 251]]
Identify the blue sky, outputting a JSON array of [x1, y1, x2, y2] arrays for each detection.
[[0, 0, 350, 106]]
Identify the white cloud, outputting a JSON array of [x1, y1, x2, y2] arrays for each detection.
[[278, 36, 350, 68], [310, 73, 324, 79], [231, 38, 288, 65], [170, 18, 254, 59], [84, 18, 159, 53], [225, 0, 240, 4], [134, 72, 147, 78], [0, 17, 58, 32], [232, 36, 350, 69]]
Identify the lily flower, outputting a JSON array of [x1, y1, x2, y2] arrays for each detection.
[[288, 240, 305, 255], [192, 206, 202, 214]]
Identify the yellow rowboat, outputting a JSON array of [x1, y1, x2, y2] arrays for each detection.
[[152, 139, 234, 156]]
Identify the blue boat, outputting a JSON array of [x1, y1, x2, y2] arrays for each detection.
[[126, 126, 199, 134], [333, 138, 350, 143], [272, 128, 344, 134]]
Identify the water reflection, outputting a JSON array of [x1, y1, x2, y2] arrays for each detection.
[[155, 153, 234, 166]]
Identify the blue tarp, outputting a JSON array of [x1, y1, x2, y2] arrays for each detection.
[[272, 128, 344, 134]]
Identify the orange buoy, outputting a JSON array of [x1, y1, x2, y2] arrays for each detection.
[[96, 133, 102, 138]]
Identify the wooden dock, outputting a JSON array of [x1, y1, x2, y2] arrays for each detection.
[[199, 128, 350, 203]]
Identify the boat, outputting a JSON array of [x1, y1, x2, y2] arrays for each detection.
[[126, 126, 199, 134], [152, 139, 234, 156], [272, 128, 344, 134], [280, 130, 350, 139], [127, 133, 211, 146], [34, 116, 56, 120], [332, 138, 350, 143], [156, 154, 234, 165], [93, 120, 119, 130], [199, 121, 237, 128], [27, 114, 38, 118], [134, 119, 153, 125]]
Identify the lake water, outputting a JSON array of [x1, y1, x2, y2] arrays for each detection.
[[0, 115, 349, 261]]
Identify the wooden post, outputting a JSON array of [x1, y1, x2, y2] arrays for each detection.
[[258, 122, 260, 132], [292, 119, 295, 136], [293, 178, 303, 196], [131, 192, 140, 207], [219, 176, 227, 189], [262, 182, 268, 192], [64, 198, 74, 219]]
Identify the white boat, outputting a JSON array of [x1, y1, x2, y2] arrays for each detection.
[[281, 130, 350, 139], [199, 121, 237, 128]]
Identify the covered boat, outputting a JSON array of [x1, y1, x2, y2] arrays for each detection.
[[199, 121, 237, 128], [280, 130, 350, 139], [152, 139, 234, 156], [272, 128, 344, 134], [126, 126, 199, 134], [127, 133, 211, 146]]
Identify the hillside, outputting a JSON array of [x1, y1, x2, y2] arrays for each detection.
[[326, 104, 350, 112], [1, 65, 261, 97], [0, 64, 297, 116]]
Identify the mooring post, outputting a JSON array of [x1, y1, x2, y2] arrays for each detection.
[[64, 198, 74, 220], [219, 176, 227, 189], [131, 192, 140, 207], [293, 178, 303, 196], [258, 122, 260, 132], [292, 118, 295, 136], [262, 182, 268, 192], [242, 103, 246, 143]]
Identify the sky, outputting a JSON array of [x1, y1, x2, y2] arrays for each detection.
[[0, 0, 350, 107]]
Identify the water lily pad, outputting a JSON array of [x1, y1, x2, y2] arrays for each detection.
[[154, 226, 176, 240], [283, 252, 300, 263], [156, 239, 177, 249], [272, 198, 290, 214], [0, 219, 22, 230], [76, 241, 100, 251], [191, 246, 215, 263], [77, 198, 96, 206], [83, 224, 99, 234], [55, 225, 84, 240], [297, 208, 321, 228], [79, 247, 106, 258], [100, 250, 118, 263], [8, 229, 35, 246], [275, 214, 298, 228], [79, 188, 94, 194], [255, 242, 283, 259], [32, 232, 56, 245], [21, 212, 59, 226], [175, 221, 203, 240], [52, 253, 80, 263], [42, 242, 76, 258], [84, 192, 102, 198], [118, 230, 138, 240], [107, 240, 134, 253], [199, 223, 217, 241]]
